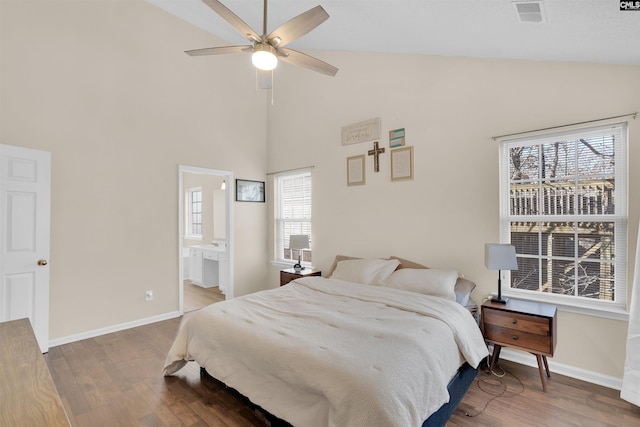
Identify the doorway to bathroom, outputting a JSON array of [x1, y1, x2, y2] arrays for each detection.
[[178, 165, 234, 314]]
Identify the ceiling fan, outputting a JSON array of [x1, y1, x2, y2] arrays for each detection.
[[186, 0, 339, 88]]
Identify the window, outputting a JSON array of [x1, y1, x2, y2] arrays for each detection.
[[275, 171, 312, 265], [186, 187, 202, 239], [500, 123, 628, 313]]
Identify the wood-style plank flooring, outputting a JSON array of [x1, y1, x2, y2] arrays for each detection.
[[0, 319, 69, 426], [44, 316, 640, 427], [184, 280, 225, 313]]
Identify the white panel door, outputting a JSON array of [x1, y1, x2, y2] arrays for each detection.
[[0, 144, 51, 352]]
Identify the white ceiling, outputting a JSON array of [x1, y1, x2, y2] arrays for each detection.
[[148, 0, 640, 66]]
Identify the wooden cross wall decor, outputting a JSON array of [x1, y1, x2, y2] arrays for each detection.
[[368, 141, 385, 172]]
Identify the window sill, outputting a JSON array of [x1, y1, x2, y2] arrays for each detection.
[[270, 260, 315, 270], [500, 291, 629, 321]]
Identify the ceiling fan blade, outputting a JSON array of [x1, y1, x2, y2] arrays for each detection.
[[278, 48, 338, 77], [267, 5, 329, 47], [257, 69, 273, 90], [201, 0, 260, 42], [185, 45, 252, 56]]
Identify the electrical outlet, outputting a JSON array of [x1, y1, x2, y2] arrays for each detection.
[[145, 290, 153, 302]]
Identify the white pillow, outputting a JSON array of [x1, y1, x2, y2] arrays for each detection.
[[455, 289, 471, 306], [330, 258, 400, 286], [384, 268, 458, 301]]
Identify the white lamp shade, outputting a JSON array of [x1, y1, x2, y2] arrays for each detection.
[[289, 234, 310, 250], [485, 243, 518, 270], [252, 44, 278, 71]]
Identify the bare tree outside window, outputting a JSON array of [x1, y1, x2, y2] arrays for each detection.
[[501, 124, 627, 308]]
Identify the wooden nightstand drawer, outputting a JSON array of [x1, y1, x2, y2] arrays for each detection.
[[482, 303, 556, 357], [483, 308, 551, 336], [280, 268, 322, 286], [280, 271, 299, 286], [483, 323, 552, 355]]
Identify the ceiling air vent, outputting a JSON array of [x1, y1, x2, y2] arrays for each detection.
[[513, 1, 546, 23]]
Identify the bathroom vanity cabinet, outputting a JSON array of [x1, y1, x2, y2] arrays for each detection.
[[188, 245, 227, 289]]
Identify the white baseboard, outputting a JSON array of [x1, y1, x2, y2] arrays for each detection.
[[47, 313, 623, 392], [48, 311, 182, 348], [500, 348, 623, 391]]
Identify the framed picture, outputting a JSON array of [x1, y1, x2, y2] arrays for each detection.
[[341, 117, 381, 146], [391, 146, 414, 181], [389, 128, 406, 148], [236, 179, 265, 202], [347, 155, 366, 186]]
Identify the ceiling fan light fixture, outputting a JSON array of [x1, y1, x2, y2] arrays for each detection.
[[252, 44, 278, 71], [186, 1, 337, 81]]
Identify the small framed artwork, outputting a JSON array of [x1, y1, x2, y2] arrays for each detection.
[[391, 146, 414, 182], [347, 155, 366, 186], [389, 128, 405, 148], [236, 179, 265, 202]]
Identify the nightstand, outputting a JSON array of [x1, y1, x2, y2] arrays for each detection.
[[481, 299, 557, 392], [280, 268, 322, 286]]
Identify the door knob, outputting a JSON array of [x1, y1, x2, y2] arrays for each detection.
[[37, 259, 48, 266]]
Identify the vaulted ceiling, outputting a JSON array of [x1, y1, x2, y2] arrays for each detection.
[[148, 0, 640, 66]]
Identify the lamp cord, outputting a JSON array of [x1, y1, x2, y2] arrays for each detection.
[[461, 356, 525, 418]]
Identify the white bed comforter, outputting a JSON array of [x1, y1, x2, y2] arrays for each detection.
[[164, 277, 489, 427]]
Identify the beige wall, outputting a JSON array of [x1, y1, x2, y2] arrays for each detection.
[[0, 1, 268, 339], [266, 51, 640, 379], [2, 0, 639, 383]]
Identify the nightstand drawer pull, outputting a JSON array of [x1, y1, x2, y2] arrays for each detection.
[[512, 335, 519, 340], [512, 319, 518, 324]]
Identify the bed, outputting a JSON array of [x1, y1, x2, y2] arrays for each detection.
[[164, 257, 489, 427]]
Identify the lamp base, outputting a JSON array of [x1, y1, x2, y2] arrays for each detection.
[[491, 295, 509, 304], [293, 253, 305, 272]]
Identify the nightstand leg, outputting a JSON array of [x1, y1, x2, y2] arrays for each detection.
[[490, 344, 502, 370], [542, 355, 551, 378], [535, 354, 548, 392]]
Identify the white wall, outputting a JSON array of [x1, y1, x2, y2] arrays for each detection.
[[0, 0, 269, 340], [266, 51, 640, 380]]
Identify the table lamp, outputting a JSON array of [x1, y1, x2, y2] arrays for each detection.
[[485, 243, 518, 304], [289, 235, 310, 272]]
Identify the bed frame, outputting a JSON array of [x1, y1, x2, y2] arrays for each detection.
[[423, 362, 477, 426], [200, 362, 477, 427]]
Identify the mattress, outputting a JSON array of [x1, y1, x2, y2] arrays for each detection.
[[164, 277, 488, 427]]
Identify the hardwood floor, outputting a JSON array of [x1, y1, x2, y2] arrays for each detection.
[[0, 319, 68, 426], [44, 316, 640, 427], [184, 280, 225, 312]]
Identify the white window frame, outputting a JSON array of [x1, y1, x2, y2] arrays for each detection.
[[186, 186, 203, 240], [499, 122, 629, 320], [274, 170, 312, 266]]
